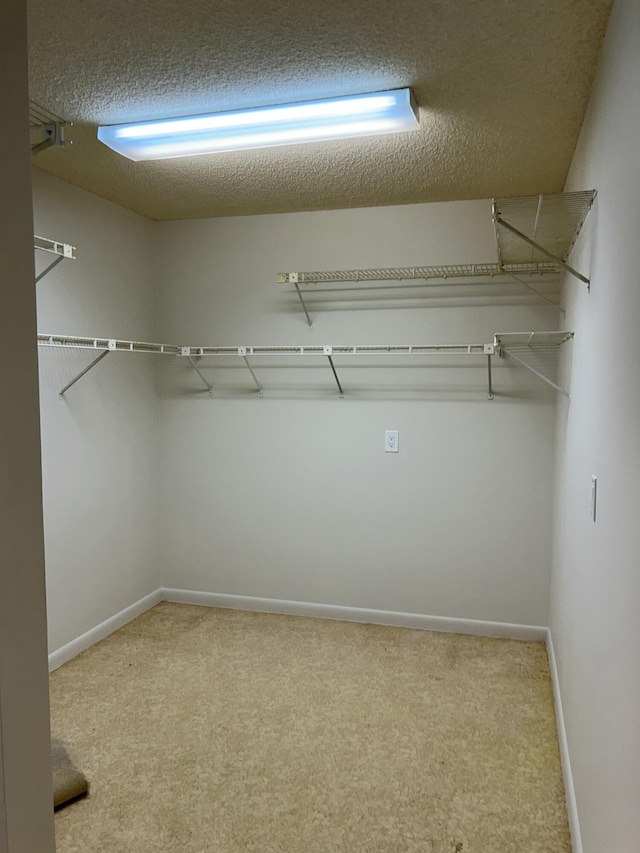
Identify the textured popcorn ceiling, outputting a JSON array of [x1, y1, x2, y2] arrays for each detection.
[[27, 0, 612, 221]]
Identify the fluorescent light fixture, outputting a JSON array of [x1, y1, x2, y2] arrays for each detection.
[[97, 89, 419, 161]]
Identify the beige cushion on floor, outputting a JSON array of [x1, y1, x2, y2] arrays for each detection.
[[53, 767, 89, 809]]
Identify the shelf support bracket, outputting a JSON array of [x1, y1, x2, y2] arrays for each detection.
[[508, 272, 563, 312], [58, 350, 109, 399], [495, 216, 590, 288], [324, 347, 344, 397], [186, 355, 213, 396], [31, 122, 67, 159], [35, 255, 64, 283], [238, 348, 263, 396], [487, 354, 494, 401], [500, 348, 570, 399], [293, 279, 312, 327]]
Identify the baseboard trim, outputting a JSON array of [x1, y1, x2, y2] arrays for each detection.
[[547, 629, 582, 853], [48, 589, 162, 672], [161, 588, 547, 641]]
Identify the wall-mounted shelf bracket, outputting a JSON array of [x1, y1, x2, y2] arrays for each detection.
[[31, 122, 69, 157], [34, 235, 76, 282], [324, 346, 344, 397], [484, 344, 495, 400], [278, 272, 312, 326], [238, 347, 263, 396], [30, 100, 72, 158], [492, 191, 596, 291], [182, 348, 213, 396], [58, 349, 110, 399]]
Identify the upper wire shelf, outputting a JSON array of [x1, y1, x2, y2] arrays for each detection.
[[279, 190, 595, 324], [277, 262, 559, 285], [493, 190, 596, 288]]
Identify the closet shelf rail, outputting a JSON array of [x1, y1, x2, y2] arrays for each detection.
[[38, 332, 573, 401]]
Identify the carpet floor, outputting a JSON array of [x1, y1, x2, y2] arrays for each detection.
[[50, 603, 570, 852]]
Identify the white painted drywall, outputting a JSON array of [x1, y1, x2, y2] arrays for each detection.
[[0, 2, 56, 849], [33, 170, 162, 653], [156, 200, 559, 625], [550, 0, 640, 850]]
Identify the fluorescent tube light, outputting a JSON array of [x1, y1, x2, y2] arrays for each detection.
[[97, 89, 419, 161]]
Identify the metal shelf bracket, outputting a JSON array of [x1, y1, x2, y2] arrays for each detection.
[[182, 348, 213, 396], [494, 214, 589, 286], [30, 122, 70, 158], [484, 344, 495, 400], [278, 272, 313, 326], [58, 349, 110, 399], [324, 346, 344, 397], [238, 347, 263, 396]]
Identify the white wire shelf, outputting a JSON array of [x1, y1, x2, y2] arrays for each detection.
[[493, 190, 596, 287], [34, 236, 76, 260], [34, 235, 76, 283], [179, 343, 491, 357], [38, 334, 180, 354], [277, 262, 559, 285], [493, 331, 574, 398], [279, 190, 594, 324], [37, 331, 573, 400], [494, 331, 574, 348]]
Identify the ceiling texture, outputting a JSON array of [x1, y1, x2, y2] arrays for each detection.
[[27, 0, 612, 221]]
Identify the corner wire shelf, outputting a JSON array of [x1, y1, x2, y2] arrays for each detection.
[[278, 190, 595, 325], [494, 331, 574, 399], [37, 331, 573, 401], [30, 101, 71, 158], [492, 190, 596, 290], [34, 236, 76, 282]]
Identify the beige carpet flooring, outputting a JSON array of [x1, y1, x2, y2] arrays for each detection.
[[50, 603, 570, 852]]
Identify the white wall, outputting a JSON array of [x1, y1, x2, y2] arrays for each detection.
[[33, 170, 162, 653], [550, 0, 640, 850], [0, 1, 56, 849], [157, 201, 559, 625]]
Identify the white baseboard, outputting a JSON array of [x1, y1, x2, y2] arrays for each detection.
[[48, 589, 162, 672], [547, 629, 582, 853], [161, 588, 548, 642]]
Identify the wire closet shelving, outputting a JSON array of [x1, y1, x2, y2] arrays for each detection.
[[35, 189, 591, 402], [37, 331, 574, 401], [278, 190, 596, 325]]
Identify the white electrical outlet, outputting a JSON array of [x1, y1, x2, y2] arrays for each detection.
[[385, 430, 399, 452]]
